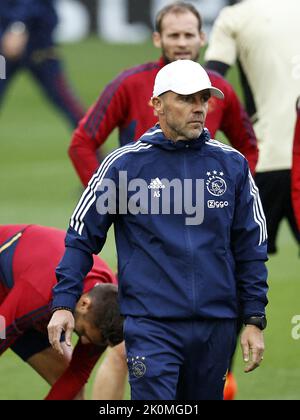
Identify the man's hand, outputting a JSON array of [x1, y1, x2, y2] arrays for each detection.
[[47, 310, 75, 356], [240, 325, 265, 373], [1, 27, 29, 60]]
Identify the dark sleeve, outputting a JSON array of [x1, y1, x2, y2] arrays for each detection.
[[237, 61, 257, 119], [52, 247, 94, 311], [45, 341, 105, 400], [205, 60, 257, 120], [220, 81, 259, 174], [231, 159, 269, 318], [205, 60, 230, 77], [52, 159, 119, 311]]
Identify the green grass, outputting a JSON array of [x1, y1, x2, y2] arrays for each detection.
[[0, 37, 299, 400], [234, 224, 300, 400]]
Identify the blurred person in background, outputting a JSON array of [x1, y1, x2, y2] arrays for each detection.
[[69, 1, 258, 187], [205, 0, 300, 255], [0, 0, 84, 128], [0, 224, 126, 400], [205, 0, 300, 399]]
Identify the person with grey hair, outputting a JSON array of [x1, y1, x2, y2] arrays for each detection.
[[48, 59, 268, 400]]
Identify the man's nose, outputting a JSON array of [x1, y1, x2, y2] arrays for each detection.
[[177, 35, 188, 47]]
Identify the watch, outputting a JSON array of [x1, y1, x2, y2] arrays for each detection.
[[244, 316, 267, 331]]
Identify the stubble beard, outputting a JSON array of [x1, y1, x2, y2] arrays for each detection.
[[162, 46, 200, 64], [168, 121, 202, 141]]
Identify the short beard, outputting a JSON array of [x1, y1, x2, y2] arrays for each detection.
[[168, 124, 202, 141], [162, 49, 200, 64]]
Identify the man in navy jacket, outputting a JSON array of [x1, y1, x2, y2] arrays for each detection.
[[49, 60, 268, 400], [0, 0, 84, 127]]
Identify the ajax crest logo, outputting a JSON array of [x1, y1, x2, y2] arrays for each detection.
[[127, 356, 147, 379], [206, 171, 227, 197]]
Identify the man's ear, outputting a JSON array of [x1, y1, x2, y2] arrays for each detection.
[[151, 96, 164, 115], [77, 294, 92, 315], [152, 31, 162, 49], [199, 31, 206, 48]]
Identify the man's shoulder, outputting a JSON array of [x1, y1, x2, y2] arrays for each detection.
[[101, 140, 154, 170], [205, 138, 247, 166], [112, 60, 162, 86]]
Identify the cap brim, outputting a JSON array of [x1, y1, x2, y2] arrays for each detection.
[[153, 86, 224, 99], [209, 87, 224, 100]]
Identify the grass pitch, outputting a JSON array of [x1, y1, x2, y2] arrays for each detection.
[[0, 37, 299, 400]]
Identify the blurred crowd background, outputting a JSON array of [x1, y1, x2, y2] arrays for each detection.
[[55, 0, 240, 43]]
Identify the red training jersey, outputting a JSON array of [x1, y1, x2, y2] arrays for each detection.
[[69, 58, 258, 186], [0, 224, 117, 400]]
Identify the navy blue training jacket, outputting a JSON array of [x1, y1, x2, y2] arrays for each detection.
[[53, 126, 268, 320]]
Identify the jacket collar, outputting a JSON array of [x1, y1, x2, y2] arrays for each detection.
[[140, 124, 211, 151]]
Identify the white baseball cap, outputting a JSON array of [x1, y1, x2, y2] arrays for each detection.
[[153, 60, 224, 99]]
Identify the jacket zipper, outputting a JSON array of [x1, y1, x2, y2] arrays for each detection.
[[183, 148, 197, 315]]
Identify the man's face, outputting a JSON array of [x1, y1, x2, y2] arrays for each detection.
[[74, 310, 104, 346], [153, 90, 210, 141], [153, 11, 205, 63], [74, 297, 105, 346]]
